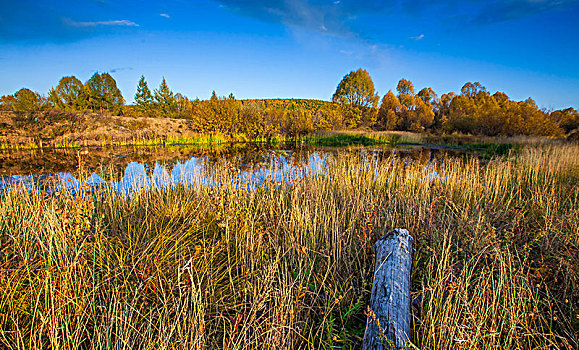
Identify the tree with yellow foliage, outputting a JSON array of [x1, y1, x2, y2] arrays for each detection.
[[377, 91, 401, 130], [332, 68, 379, 127]]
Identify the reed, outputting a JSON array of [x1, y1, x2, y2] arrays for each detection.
[[0, 144, 577, 349]]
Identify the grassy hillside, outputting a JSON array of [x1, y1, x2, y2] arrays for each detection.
[[0, 100, 336, 149], [0, 110, 209, 149], [240, 98, 334, 111]]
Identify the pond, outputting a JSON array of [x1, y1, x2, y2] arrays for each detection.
[[0, 142, 466, 195]]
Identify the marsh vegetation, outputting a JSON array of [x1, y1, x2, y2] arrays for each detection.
[[0, 143, 577, 349]]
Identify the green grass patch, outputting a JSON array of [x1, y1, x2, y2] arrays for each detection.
[[302, 133, 388, 146], [461, 141, 521, 159]]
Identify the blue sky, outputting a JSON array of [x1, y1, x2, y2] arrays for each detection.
[[0, 0, 578, 109]]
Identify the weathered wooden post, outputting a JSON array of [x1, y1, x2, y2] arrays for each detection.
[[363, 228, 414, 349]]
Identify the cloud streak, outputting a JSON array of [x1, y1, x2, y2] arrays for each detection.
[[0, 0, 141, 43], [214, 0, 395, 39], [67, 19, 140, 27], [211, 0, 578, 39], [466, 0, 578, 26], [108, 67, 134, 73], [1, 0, 576, 43]]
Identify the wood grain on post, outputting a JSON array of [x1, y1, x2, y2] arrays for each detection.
[[362, 228, 413, 349]]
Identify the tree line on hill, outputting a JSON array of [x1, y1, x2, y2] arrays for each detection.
[[1, 69, 577, 138], [0, 73, 125, 116]]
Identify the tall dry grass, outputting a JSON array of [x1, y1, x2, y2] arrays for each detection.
[[0, 144, 578, 349]]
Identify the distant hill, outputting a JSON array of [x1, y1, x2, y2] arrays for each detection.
[[239, 98, 334, 112]]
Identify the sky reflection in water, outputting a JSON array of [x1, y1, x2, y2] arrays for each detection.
[[0, 145, 459, 196], [0, 152, 325, 195]]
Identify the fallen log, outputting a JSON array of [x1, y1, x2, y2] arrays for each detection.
[[362, 228, 414, 349]]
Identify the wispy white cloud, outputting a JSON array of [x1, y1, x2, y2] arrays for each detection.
[[411, 34, 424, 40], [109, 67, 134, 73], [67, 19, 140, 27], [212, 0, 578, 39], [160, 13, 170, 18]]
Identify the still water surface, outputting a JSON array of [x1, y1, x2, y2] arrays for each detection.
[[0, 143, 462, 194]]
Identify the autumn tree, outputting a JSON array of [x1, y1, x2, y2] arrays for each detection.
[[332, 68, 379, 127], [397, 79, 415, 106], [443, 82, 563, 136], [134, 75, 154, 113], [417, 87, 437, 106], [517, 98, 562, 136], [239, 101, 266, 139], [396, 78, 415, 130], [461, 82, 487, 100], [414, 98, 435, 132], [493, 92, 509, 104], [445, 82, 487, 134], [447, 94, 477, 134], [48, 76, 87, 110], [475, 94, 502, 135], [207, 91, 240, 133], [287, 109, 314, 137], [435, 92, 455, 129], [86, 72, 124, 114], [262, 104, 286, 137], [551, 108, 579, 134], [12, 88, 44, 111], [190, 91, 242, 134], [396, 79, 434, 131], [0, 88, 44, 111], [101, 73, 125, 114], [333, 69, 379, 107], [174, 93, 190, 118], [313, 107, 344, 131], [377, 91, 401, 130], [0, 95, 17, 110]]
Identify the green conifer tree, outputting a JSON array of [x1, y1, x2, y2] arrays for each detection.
[[154, 77, 177, 117], [134, 75, 154, 113]]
